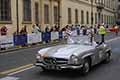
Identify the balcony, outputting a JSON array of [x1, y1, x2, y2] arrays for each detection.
[[96, 2, 104, 9]]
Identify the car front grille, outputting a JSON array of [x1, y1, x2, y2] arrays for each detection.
[[43, 57, 68, 65]]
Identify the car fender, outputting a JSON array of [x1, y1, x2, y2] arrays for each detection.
[[105, 48, 112, 57], [105, 48, 111, 53], [81, 53, 94, 59]]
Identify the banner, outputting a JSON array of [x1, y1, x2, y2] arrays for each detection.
[[59, 32, 63, 39], [42, 32, 51, 42], [72, 30, 77, 36], [62, 31, 66, 38], [51, 32, 59, 40], [27, 33, 42, 44], [14, 34, 27, 46], [0, 36, 14, 48]]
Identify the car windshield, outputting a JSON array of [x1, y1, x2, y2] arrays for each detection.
[[67, 36, 94, 46]]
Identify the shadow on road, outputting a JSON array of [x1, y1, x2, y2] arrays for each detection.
[[35, 61, 113, 79]]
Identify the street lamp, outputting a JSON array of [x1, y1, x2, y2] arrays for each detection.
[[57, 0, 61, 28], [112, 0, 117, 24], [90, 0, 94, 44], [96, 0, 104, 24], [113, 8, 116, 24], [16, 0, 19, 34], [91, 0, 94, 26]]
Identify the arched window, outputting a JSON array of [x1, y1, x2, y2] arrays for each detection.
[[0, 0, 11, 21], [35, 2, 39, 24], [75, 9, 79, 24], [81, 10, 84, 24], [44, 4, 49, 24], [54, 6, 58, 24], [86, 11, 89, 24], [68, 8, 72, 24], [95, 13, 97, 24], [23, 0, 31, 21]]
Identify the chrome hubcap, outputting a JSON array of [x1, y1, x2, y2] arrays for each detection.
[[106, 53, 110, 61], [84, 62, 89, 73]]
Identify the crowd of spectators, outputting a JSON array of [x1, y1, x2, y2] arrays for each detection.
[[0, 23, 119, 36]]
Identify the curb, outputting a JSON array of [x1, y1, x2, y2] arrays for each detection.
[[0, 48, 22, 54]]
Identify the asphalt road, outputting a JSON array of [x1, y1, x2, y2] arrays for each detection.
[[0, 33, 120, 80]]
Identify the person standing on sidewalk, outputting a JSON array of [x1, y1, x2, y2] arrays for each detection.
[[114, 25, 119, 36], [98, 23, 107, 44]]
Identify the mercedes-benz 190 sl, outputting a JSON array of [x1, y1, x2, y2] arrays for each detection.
[[35, 36, 112, 74]]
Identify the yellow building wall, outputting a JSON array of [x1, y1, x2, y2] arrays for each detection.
[[61, 0, 95, 28], [0, 0, 17, 36], [0, 0, 116, 36]]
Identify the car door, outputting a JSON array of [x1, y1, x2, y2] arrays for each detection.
[[95, 44, 105, 63], [93, 45, 104, 65]]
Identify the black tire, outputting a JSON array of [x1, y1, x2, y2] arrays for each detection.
[[104, 52, 111, 63], [81, 58, 91, 75], [41, 67, 49, 72]]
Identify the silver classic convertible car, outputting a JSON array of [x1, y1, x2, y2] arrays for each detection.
[[35, 36, 112, 74]]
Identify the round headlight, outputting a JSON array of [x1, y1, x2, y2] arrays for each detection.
[[70, 55, 79, 65], [36, 54, 42, 60]]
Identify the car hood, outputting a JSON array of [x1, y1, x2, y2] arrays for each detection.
[[38, 44, 94, 59]]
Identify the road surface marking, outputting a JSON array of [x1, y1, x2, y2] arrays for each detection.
[[0, 64, 33, 75], [106, 37, 120, 42], [8, 66, 35, 76], [0, 76, 19, 80]]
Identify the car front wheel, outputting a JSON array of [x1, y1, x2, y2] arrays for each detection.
[[81, 58, 90, 75]]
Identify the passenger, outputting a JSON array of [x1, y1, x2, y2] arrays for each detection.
[[87, 26, 94, 44], [65, 26, 74, 44]]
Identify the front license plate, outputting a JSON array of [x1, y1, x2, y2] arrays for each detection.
[[47, 65, 60, 70], [51, 66, 55, 69], [47, 65, 56, 69]]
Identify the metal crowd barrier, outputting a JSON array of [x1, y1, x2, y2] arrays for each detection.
[[0, 29, 89, 50]]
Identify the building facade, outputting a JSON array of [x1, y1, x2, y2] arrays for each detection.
[[117, 0, 120, 21], [0, 0, 117, 35]]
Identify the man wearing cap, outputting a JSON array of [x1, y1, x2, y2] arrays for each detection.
[[98, 23, 106, 43]]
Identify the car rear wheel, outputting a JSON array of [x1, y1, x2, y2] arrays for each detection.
[[81, 58, 91, 75]]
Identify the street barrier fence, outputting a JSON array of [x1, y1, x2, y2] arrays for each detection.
[[42, 32, 51, 42], [14, 34, 27, 46], [0, 28, 116, 49], [0, 36, 14, 48], [0, 30, 68, 49], [27, 33, 42, 44], [51, 32, 59, 40], [59, 32, 63, 39]]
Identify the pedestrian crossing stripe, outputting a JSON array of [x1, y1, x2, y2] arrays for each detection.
[[0, 76, 19, 80]]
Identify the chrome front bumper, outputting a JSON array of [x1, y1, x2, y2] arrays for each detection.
[[35, 62, 83, 70]]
